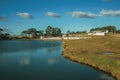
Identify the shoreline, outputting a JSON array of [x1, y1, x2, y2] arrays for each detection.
[[62, 36, 120, 80], [62, 52, 117, 80], [10, 36, 91, 41]]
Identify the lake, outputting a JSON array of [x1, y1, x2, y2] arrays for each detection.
[[0, 40, 115, 80]]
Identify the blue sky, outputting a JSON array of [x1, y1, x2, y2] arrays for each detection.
[[0, 0, 120, 35]]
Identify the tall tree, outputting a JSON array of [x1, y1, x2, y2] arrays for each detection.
[[0, 28, 11, 40], [0, 28, 3, 31], [0, 28, 3, 34], [66, 30, 71, 37], [45, 26, 53, 37], [37, 30, 44, 36], [28, 28, 37, 38], [52, 28, 62, 37], [21, 30, 30, 37], [45, 26, 62, 37]]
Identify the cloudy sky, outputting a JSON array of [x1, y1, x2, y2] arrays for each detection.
[[0, 0, 120, 34]]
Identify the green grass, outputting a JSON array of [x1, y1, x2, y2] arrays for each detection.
[[63, 35, 120, 80]]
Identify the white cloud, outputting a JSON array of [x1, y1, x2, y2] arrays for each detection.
[[16, 12, 33, 19], [46, 12, 61, 18], [100, 9, 120, 16], [67, 11, 97, 19]]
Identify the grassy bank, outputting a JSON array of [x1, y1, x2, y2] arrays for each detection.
[[62, 35, 120, 80]]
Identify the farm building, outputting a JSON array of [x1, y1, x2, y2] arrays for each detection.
[[88, 30, 108, 36]]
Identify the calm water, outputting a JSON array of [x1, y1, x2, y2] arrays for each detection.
[[0, 40, 115, 80]]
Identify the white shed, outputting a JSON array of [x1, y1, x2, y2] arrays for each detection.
[[88, 30, 108, 36]]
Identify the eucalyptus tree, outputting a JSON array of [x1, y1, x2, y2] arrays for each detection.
[[21, 30, 30, 37], [0, 28, 3, 31], [28, 28, 37, 38], [0, 27, 11, 40], [45, 26, 53, 37], [45, 26, 62, 37], [37, 30, 44, 37], [0, 28, 3, 34], [52, 28, 62, 37]]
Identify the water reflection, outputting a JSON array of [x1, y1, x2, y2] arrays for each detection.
[[45, 46, 62, 54], [0, 40, 61, 54], [0, 40, 116, 80], [47, 57, 61, 64], [19, 57, 31, 65]]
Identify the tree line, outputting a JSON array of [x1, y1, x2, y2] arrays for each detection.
[[90, 26, 119, 33], [66, 30, 86, 34], [1, 25, 120, 40], [0, 28, 11, 40], [21, 26, 62, 39]]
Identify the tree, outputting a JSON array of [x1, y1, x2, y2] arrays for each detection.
[[21, 30, 30, 37], [76, 31, 86, 34], [45, 26, 53, 37], [108, 26, 116, 33], [21, 28, 39, 38], [52, 28, 62, 37], [21, 26, 62, 38], [45, 26, 62, 37], [0, 28, 3, 31], [116, 30, 120, 33], [3, 33, 10, 40], [37, 30, 44, 37], [90, 26, 116, 33], [28, 28, 37, 38], [0, 28, 11, 40], [0, 28, 3, 34], [0, 33, 11, 40]]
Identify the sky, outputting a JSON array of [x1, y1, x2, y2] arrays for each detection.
[[0, 0, 120, 35]]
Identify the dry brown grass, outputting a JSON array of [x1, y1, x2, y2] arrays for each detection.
[[63, 35, 120, 80]]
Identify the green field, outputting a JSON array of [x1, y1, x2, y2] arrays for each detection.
[[63, 35, 120, 80]]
